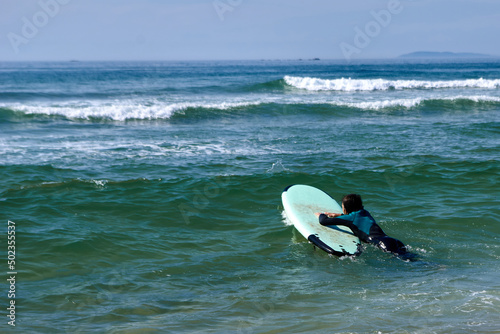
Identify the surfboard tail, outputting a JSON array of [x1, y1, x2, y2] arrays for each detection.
[[308, 234, 361, 257]]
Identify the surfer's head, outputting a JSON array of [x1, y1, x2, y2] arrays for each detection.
[[342, 194, 364, 214]]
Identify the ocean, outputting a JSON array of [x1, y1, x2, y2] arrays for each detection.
[[1, 59, 499, 333]]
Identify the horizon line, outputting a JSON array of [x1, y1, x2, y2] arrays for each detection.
[[1, 55, 499, 63]]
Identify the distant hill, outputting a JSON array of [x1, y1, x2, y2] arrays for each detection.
[[398, 51, 494, 59]]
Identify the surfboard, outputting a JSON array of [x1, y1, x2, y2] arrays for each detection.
[[282, 184, 361, 256]]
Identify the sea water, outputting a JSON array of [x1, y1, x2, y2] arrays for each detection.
[[1, 59, 499, 333]]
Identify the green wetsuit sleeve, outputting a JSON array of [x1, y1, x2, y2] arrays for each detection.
[[318, 214, 355, 229], [319, 213, 363, 240]]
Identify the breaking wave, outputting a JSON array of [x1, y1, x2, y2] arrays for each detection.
[[284, 76, 500, 91], [1, 95, 499, 121], [0, 100, 264, 121]]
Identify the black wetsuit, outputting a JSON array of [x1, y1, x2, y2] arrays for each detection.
[[318, 209, 407, 255]]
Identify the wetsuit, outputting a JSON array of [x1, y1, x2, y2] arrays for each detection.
[[318, 209, 407, 255]]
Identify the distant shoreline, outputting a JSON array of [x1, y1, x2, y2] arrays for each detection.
[[398, 51, 495, 59]]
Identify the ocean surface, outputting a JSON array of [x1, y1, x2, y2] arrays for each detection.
[[1, 59, 499, 333]]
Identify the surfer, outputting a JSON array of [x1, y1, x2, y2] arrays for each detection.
[[315, 194, 407, 256]]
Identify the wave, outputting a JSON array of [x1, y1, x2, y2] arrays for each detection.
[[1, 95, 499, 121], [284, 76, 500, 91], [330, 95, 500, 110], [243, 79, 287, 93], [0, 100, 264, 121]]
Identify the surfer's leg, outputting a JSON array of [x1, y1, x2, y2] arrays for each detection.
[[374, 236, 407, 255]]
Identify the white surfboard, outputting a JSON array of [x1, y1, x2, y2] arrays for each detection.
[[282, 184, 361, 256]]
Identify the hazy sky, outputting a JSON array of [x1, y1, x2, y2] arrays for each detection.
[[1, 0, 499, 61]]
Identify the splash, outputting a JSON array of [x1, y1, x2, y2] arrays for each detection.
[[266, 159, 289, 173]]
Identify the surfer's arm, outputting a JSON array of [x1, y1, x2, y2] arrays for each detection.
[[318, 214, 355, 228], [324, 212, 342, 218], [314, 212, 341, 218]]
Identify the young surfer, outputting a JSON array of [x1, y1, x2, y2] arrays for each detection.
[[315, 194, 407, 256]]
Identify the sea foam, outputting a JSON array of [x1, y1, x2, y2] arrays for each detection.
[[2, 95, 500, 121], [332, 95, 500, 110], [3, 100, 263, 121], [284, 76, 500, 91]]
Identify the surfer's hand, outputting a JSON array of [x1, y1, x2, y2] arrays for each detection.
[[325, 212, 341, 218], [314, 212, 321, 217]]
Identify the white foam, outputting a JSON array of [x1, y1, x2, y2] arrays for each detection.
[[329, 95, 500, 110], [3, 100, 264, 121], [91, 180, 108, 188], [330, 98, 423, 110], [281, 210, 293, 226], [2, 94, 500, 121], [284, 76, 500, 91]]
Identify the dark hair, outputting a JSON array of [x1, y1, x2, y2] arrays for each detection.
[[342, 194, 363, 214]]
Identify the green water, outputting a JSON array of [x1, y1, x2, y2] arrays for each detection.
[[1, 60, 499, 333]]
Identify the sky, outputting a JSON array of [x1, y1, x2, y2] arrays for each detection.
[[1, 0, 499, 61]]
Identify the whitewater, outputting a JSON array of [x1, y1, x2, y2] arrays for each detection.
[[1, 73, 500, 120], [284, 75, 500, 91]]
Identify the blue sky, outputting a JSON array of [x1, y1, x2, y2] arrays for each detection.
[[1, 0, 499, 61]]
